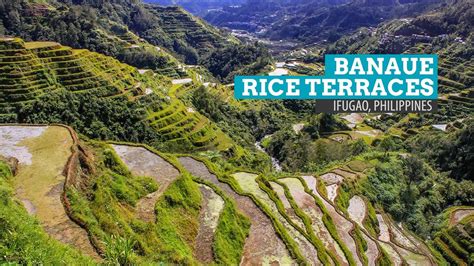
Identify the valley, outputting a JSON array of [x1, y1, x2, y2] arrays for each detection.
[[0, 0, 472, 265]]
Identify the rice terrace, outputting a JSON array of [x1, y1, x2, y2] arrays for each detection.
[[0, 0, 472, 265]]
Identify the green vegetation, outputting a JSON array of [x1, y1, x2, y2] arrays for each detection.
[[265, 114, 354, 172], [352, 226, 369, 266], [66, 143, 200, 264], [0, 0, 472, 264], [0, 160, 94, 265], [431, 209, 473, 265], [154, 174, 202, 264], [202, 43, 272, 83], [0, 38, 250, 157], [361, 154, 473, 237], [211, 190, 251, 265]]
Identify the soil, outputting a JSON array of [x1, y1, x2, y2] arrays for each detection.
[[281, 177, 347, 265], [194, 184, 224, 264], [342, 114, 365, 124], [233, 173, 320, 265], [319, 173, 344, 185], [111, 145, 180, 222], [451, 209, 474, 225], [0, 126, 100, 260], [380, 242, 403, 266], [347, 196, 366, 226], [363, 233, 379, 266], [326, 184, 339, 203], [309, 177, 363, 266], [270, 182, 305, 229], [178, 157, 293, 265], [376, 214, 391, 242]]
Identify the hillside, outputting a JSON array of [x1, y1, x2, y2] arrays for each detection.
[[143, 0, 246, 16], [0, 0, 473, 265], [204, 0, 443, 43], [0, 37, 254, 158], [4, 123, 471, 265], [0, 0, 269, 74], [327, 0, 473, 126]]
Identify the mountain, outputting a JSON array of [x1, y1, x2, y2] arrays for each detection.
[[327, 0, 473, 122], [0, 0, 252, 68], [0, 37, 243, 155], [143, 0, 246, 15], [205, 0, 443, 43], [0, 0, 473, 265]]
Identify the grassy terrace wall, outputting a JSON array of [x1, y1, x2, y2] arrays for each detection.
[[144, 5, 232, 59], [98, 141, 251, 264], [0, 159, 95, 264], [432, 207, 474, 266], [0, 37, 238, 153]]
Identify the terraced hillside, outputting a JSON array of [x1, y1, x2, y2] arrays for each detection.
[[0, 37, 237, 153], [0, 0, 241, 69], [432, 207, 474, 265], [145, 5, 234, 56], [0, 124, 251, 264], [1, 119, 471, 265], [327, 0, 473, 126], [0, 125, 100, 261]]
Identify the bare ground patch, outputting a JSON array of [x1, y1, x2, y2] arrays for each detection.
[[362, 233, 379, 266], [376, 214, 391, 242], [320, 173, 344, 185], [380, 242, 403, 266], [111, 144, 179, 222], [347, 196, 366, 226], [306, 176, 362, 266], [178, 157, 292, 265], [194, 184, 224, 264], [0, 125, 99, 260], [281, 177, 346, 265], [270, 182, 306, 229], [451, 208, 474, 225], [233, 172, 319, 265], [376, 214, 431, 265]]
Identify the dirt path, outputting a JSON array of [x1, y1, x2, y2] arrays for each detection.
[[194, 184, 224, 264], [111, 145, 180, 222], [178, 157, 293, 265], [0, 125, 99, 260]]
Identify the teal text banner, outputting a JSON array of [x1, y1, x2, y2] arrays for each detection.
[[234, 54, 438, 100]]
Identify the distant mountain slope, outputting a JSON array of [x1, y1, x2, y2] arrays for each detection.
[[327, 0, 473, 122], [143, 0, 246, 15], [205, 0, 443, 43], [0, 0, 237, 68]]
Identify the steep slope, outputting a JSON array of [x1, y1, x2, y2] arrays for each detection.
[[0, 0, 238, 68], [0, 125, 100, 262], [143, 0, 246, 16], [205, 0, 442, 43], [432, 207, 473, 265], [0, 37, 238, 154], [328, 0, 473, 125], [0, 124, 252, 264], [0, 158, 94, 264]]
